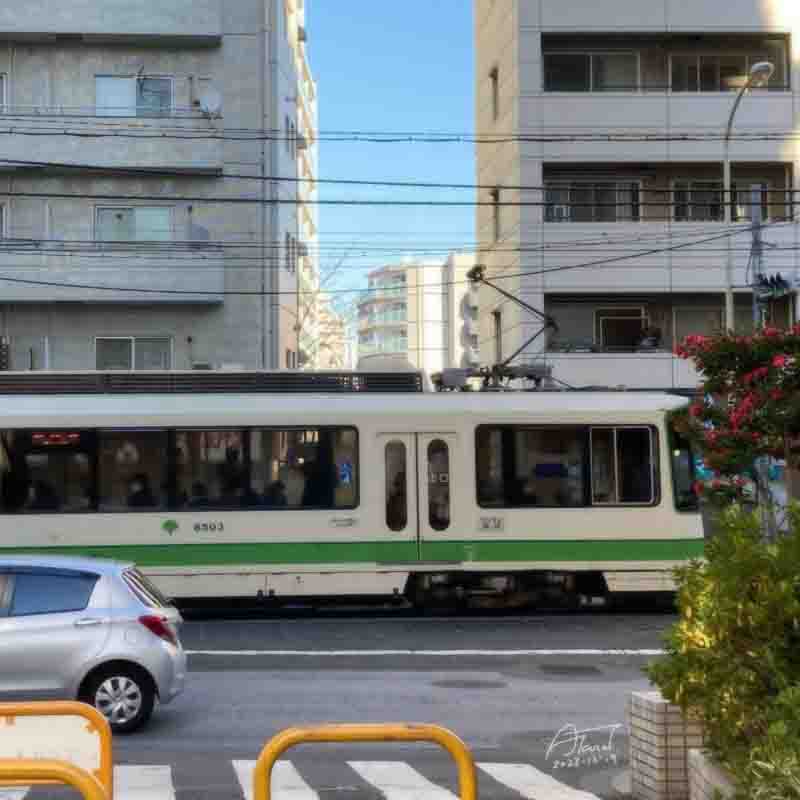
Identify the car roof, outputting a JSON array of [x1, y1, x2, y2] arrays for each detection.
[[0, 554, 134, 575]]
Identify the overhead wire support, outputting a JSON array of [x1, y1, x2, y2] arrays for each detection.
[[467, 265, 558, 389]]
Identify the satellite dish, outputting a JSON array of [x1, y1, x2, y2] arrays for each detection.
[[198, 87, 222, 117]]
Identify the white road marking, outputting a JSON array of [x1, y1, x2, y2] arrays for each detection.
[[479, 762, 602, 800], [234, 760, 319, 800], [349, 761, 459, 800], [0, 790, 28, 800], [114, 766, 176, 800], [187, 649, 664, 656], [0, 766, 176, 800]]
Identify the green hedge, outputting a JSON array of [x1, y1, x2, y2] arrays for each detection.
[[647, 505, 800, 800]]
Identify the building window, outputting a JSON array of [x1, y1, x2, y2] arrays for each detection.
[[489, 66, 499, 120], [733, 183, 770, 222], [0, 74, 6, 109], [544, 52, 639, 91], [96, 337, 172, 370], [492, 310, 502, 364], [670, 48, 787, 92], [0, 204, 5, 238], [96, 207, 172, 242], [96, 76, 172, 117], [490, 188, 501, 241], [545, 182, 640, 223], [673, 182, 723, 222], [595, 307, 647, 350]]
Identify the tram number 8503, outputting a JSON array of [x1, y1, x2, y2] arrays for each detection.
[[194, 521, 225, 533]]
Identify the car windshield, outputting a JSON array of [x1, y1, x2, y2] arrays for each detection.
[[123, 568, 171, 608]]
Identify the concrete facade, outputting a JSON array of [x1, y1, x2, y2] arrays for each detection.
[[357, 254, 477, 376], [475, 0, 800, 390], [0, 0, 311, 371]]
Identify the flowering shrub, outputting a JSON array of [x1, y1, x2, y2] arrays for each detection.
[[672, 325, 800, 511]]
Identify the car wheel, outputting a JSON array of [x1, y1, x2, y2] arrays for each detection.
[[84, 666, 156, 734]]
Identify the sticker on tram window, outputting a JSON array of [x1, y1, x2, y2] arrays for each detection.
[[428, 471, 450, 484], [193, 521, 225, 533], [479, 516, 505, 532]]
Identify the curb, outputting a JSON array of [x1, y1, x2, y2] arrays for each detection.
[[610, 769, 632, 798]]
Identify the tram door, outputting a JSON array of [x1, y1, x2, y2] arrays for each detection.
[[416, 433, 460, 561]]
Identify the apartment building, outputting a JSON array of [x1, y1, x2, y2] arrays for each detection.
[[357, 254, 478, 375], [0, 0, 310, 371], [475, 0, 800, 390], [292, 0, 321, 370]]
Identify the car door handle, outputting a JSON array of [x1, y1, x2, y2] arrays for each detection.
[[74, 618, 104, 628]]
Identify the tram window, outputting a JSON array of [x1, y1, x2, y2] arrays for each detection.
[[250, 427, 358, 510], [428, 439, 450, 531], [0, 431, 94, 514], [97, 430, 168, 512], [670, 428, 698, 511], [385, 441, 407, 531], [174, 430, 249, 509], [475, 426, 587, 508], [591, 427, 656, 505]]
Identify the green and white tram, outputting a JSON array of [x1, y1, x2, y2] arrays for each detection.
[[0, 372, 701, 607]]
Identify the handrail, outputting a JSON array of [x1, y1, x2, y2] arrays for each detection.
[[254, 723, 477, 800], [0, 760, 108, 800], [0, 702, 113, 799]]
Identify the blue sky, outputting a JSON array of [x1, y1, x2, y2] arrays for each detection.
[[307, 1, 475, 316]]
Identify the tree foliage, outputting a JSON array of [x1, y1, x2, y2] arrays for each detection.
[[672, 325, 800, 508]]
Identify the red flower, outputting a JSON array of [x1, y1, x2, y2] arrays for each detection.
[[711, 479, 722, 490], [692, 481, 705, 496], [689, 403, 703, 418], [770, 389, 784, 401], [772, 354, 789, 368]]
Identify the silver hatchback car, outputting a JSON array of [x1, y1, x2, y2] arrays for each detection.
[[0, 555, 186, 733]]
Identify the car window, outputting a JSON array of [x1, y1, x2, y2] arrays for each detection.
[[123, 569, 170, 608], [0, 574, 12, 617], [9, 572, 99, 617]]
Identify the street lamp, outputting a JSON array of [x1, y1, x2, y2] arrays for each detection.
[[723, 61, 774, 330]]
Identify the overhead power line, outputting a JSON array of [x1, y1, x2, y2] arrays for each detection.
[[0, 224, 769, 296]]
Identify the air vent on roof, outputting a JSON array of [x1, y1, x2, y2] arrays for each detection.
[[0, 371, 425, 395]]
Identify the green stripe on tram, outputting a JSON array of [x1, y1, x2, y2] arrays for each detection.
[[0, 538, 703, 567]]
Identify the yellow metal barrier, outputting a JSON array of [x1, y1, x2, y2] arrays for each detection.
[[0, 760, 108, 800], [0, 702, 113, 799], [254, 723, 477, 800]]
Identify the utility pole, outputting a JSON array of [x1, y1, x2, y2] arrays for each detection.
[[750, 186, 764, 331]]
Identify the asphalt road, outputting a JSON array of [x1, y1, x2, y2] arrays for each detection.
[[5, 610, 676, 800]]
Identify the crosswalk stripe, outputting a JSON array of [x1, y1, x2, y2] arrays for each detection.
[[233, 760, 319, 800], [479, 763, 602, 800], [348, 761, 459, 800], [114, 765, 176, 800], [0, 790, 28, 800]]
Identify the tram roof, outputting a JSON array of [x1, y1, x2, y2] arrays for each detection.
[[0, 390, 689, 429]]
